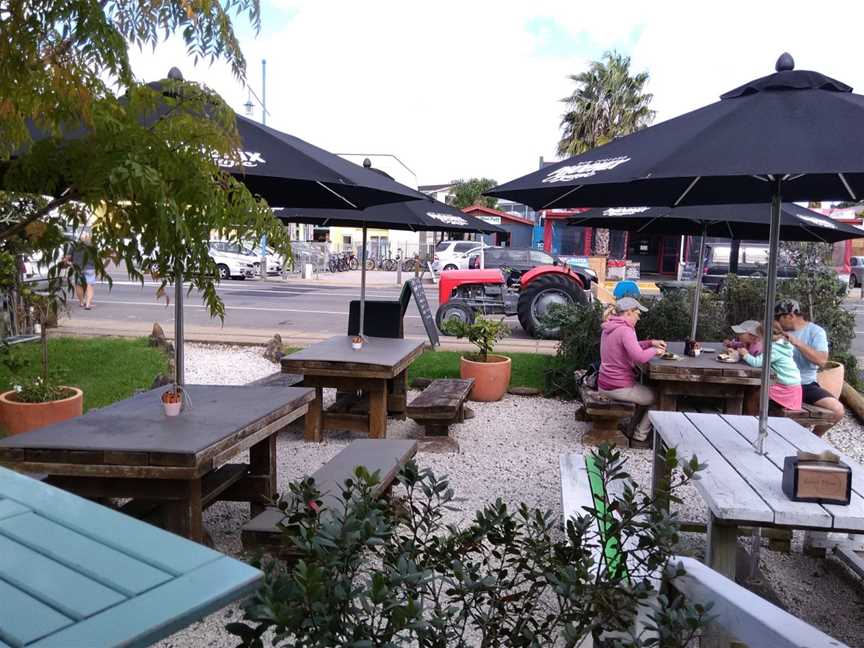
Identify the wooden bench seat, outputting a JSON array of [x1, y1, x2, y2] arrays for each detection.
[[406, 378, 474, 437], [776, 403, 836, 428], [241, 439, 417, 553], [578, 382, 635, 446]]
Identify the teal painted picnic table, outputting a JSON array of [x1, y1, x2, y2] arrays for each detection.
[[0, 466, 262, 647]]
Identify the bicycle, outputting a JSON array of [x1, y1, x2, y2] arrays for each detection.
[[343, 250, 360, 270]]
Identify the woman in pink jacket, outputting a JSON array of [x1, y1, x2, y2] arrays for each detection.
[[598, 297, 666, 447]]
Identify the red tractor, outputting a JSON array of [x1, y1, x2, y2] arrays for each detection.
[[434, 264, 596, 338]]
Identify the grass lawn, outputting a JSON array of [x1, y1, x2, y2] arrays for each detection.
[[1, 337, 169, 413], [408, 350, 549, 392]]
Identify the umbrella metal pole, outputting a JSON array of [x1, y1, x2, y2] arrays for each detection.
[[689, 224, 708, 340], [174, 259, 184, 387], [757, 181, 783, 454], [359, 226, 367, 338]]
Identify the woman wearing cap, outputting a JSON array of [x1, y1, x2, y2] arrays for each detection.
[[598, 297, 666, 448]]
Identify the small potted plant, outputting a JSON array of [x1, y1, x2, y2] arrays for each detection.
[[441, 316, 511, 401], [0, 293, 82, 435], [161, 383, 184, 416]]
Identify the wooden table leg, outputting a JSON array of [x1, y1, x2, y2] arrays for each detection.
[[651, 432, 670, 514], [304, 386, 323, 442], [724, 394, 744, 415], [658, 385, 677, 411], [388, 370, 408, 419], [704, 512, 739, 648], [368, 384, 388, 439], [166, 479, 204, 543], [707, 512, 738, 580], [248, 433, 277, 517], [743, 387, 760, 415]]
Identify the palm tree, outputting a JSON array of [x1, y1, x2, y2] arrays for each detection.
[[557, 51, 655, 157], [558, 51, 655, 254]]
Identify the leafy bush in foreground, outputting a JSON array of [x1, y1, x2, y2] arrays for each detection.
[[228, 446, 709, 648]]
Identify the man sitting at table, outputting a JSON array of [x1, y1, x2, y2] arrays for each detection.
[[598, 297, 667, 448], [775, 299, 844, 434]]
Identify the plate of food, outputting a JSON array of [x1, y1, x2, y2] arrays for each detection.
[[716, 352, 739, 363], [660, 352, 682, 361]]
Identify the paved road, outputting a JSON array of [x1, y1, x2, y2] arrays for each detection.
[[65, 275, 536, 343], [57, 273, 864, 359]]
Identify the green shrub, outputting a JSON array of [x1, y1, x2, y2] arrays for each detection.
[[831, 351, 861, 391], [636, 289, 725, 343], [720, 271, 854, 354], [720, 274, 767, 329], [228, 445, 709, 648], [544, 301, 604, 398], [440, 315, 509, 362]]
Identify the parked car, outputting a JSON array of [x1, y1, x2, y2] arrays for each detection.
[[849, 256, 864, 287], [701, 260, 797, 290], [432, 240, 487, 272], [241, 243, 285, 276], [468, 247, 596, 282], [208, 241, 256, 280]]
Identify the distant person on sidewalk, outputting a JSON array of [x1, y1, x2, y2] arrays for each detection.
[[598, 297, 667, 448], [775, 299, 844, 434], [66, 231, 96, 310], [735, 321, 802, 411]]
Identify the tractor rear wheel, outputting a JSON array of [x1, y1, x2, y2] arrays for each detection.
[[436, 300, 475, 333], [517, 274, 587, 338]]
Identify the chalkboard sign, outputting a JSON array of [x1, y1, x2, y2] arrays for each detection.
[[408, 278, 439, 347]]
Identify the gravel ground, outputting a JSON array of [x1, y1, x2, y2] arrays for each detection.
[[157, 344, 864, 648]]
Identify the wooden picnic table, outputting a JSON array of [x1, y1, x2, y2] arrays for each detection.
[[281, 335, 425, 441], [0, 466, 262, 647], [0, 385, 313, 543], [649, 411, 864, 582], [648, 341, 762, 414]]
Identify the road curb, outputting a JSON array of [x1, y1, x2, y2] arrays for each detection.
[[53, 320, 560, 356]]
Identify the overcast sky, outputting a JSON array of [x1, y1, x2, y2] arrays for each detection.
[[128, 0, 864, 188]]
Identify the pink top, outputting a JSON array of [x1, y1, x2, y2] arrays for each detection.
[[598, 316, 656, 390], [728, 339, 763, 355]]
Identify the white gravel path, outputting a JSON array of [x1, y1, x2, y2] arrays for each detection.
[[156, 344, 864, 648]]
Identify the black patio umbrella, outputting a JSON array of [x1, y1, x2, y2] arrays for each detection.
[[490, 53, 864, 454], [13, 68, 426, 385], [568, 203, 864, 338], [279, 194, 504, 336]]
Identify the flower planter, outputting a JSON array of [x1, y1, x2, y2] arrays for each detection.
[[817, 360, 845, 399], [460, 354, 512, 402], [161, 388, 184, 417], [0, 387, 83, 436], [163, 400, 182, 416]]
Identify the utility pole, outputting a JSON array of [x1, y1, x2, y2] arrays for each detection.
[[259, 58, 268, 275]]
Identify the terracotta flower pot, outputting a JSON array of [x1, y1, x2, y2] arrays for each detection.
[[0, 387, 83, 436], [460, 354, 512, 402], [817, 360, 845, 399]]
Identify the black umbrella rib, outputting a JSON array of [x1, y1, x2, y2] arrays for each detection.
[[838, 173, 857, 200], [315, 180, 358, 209], [674, 176, 701, 206], [541, 185, 584, 210]]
